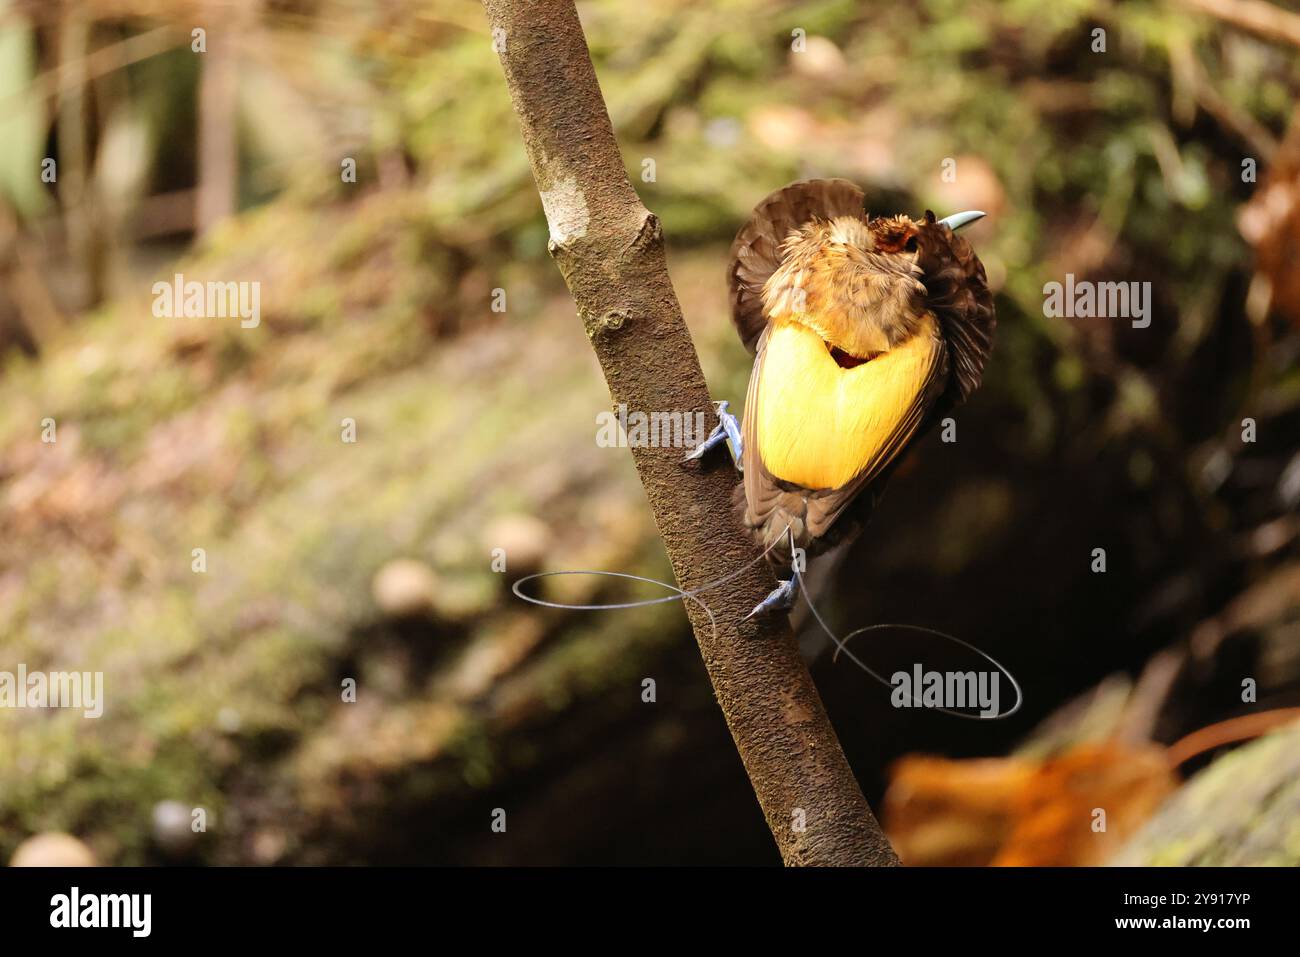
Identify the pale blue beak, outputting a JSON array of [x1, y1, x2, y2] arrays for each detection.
[[938, 210, 985, 231]]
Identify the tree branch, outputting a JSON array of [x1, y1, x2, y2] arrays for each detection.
[[481, 0, 898, 866]]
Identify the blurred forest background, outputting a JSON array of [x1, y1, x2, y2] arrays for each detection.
[[1, 0, 1299, 866]]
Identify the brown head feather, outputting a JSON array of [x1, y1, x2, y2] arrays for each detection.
[[726, 179, 866, 353]]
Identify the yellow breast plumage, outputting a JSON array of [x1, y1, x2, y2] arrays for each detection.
[[753, 313, 944, 490]]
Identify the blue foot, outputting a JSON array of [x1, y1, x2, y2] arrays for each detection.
[[744, 577, 797, 620], [683, 400, 744, 470]]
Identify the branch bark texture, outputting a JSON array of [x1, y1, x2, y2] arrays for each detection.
[[481, 0, 898, 866]]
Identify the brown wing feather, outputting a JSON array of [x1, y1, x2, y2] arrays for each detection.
[[916, 214, 996, 405], [726, 179, 866, 353], [740, 329, 786, 546]]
